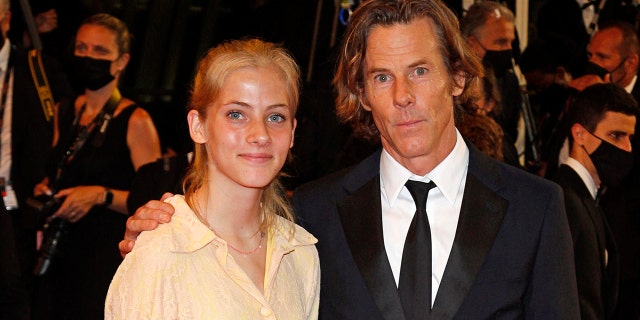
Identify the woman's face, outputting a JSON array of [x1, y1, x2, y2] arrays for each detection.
[[74, 24, 128, 75], [189, 66, 296, 190]]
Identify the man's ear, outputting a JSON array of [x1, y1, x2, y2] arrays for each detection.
[[187, 110, 207, 144], [358, 88, 372, 111], [627, 52, 639, 71], [571, 123, 586, 145], [452, 71, 466, 97], [467, 34, 482, 54]]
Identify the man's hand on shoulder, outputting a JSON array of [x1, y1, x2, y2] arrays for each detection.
[[118, 193, 175, 258]]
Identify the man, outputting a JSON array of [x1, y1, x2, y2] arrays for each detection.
[[0, 0, 73, 317], [563, 21, 640, 320], [461, 2, 525, 167], [122, 0, 580, 318], [551, 83, 638, 320], [568, 21, 639, 95]]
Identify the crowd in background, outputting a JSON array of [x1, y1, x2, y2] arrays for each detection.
[[2, 0, 640, 319]]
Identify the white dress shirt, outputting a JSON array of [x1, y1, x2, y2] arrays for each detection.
[[380, 129, 469, 306], [564, 157, 598, 199], [0, 39, 13, 181]]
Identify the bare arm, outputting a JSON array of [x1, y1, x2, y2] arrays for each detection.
[[118, 193, 175, 258], [127, 107, 162, 171]]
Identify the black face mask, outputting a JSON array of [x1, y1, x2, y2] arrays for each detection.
[[584, 131, 634, 188], [483, 49, 513, 75], [582, 61, 609, 79], [72, 56, 115, 90], [608, 57, 628, 84]]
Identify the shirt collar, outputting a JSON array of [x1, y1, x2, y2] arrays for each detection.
[[0, 39, 10, 73], [564, 157, 599, 199], [165, 195, 317, 253], [381, 129, 469, 206], [624, 75, 637, 94]]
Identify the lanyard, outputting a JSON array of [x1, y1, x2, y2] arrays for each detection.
[[51, 89, 121, 192]]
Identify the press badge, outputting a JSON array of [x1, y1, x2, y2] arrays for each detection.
[[1, 177, 19, 210]]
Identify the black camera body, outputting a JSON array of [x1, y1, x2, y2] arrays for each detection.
[[26, 194, 68, 276], [25, 194, 62, 219], [34, 217, 68, 276]]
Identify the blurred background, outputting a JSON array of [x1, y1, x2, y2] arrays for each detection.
[[7, 0, 599, 187]]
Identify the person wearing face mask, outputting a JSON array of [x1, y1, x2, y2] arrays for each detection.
[[568, 21, 639, 96], [560, 20, 640, 320], [461, 2, 528, 170], [32, 13, 161, 320], [550, 83, 639, 320]]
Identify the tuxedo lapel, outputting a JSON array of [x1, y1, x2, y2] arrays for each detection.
[[432, 153, 508, 319], [563, 165, 608, 273], [582, 197, 607, 266], [338, 174, 406, 320]]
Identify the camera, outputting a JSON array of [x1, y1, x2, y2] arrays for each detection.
[[34, 217, 68, 276], [25, 195, 69, 276], [25, 194, 62, 226]]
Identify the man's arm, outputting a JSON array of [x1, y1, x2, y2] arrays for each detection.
[[525, 185, 580, 318], [118, 193, 175, 258]]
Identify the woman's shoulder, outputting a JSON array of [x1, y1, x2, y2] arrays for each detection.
[[143, 195, 215, 253], [272, 215, 318, 248]]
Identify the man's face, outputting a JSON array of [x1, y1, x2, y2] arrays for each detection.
[[360, 18, 463, 175], [586, 111, 636, 153], [470, 15, 515, 58], [588, 28, 633, 87]]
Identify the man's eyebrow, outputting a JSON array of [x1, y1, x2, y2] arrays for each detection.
[[366, 59, 429, 75]]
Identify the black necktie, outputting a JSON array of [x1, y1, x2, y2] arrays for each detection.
[[399, 180, 436, 320]]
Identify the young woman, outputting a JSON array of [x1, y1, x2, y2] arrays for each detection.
[[105, 38, 319, 319]]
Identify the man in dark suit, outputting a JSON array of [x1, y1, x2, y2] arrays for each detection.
[[560, 20, 640, 320], [120, 0, 579, 318], [0, 0, 74, 317], [551, 83, 639, 320], [290, 1, 578, 318]]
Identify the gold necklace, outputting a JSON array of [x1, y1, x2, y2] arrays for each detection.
[[225, 231, 264, 255]]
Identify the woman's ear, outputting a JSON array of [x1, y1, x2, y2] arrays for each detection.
[[187, 110, 207, 144], [290, 118, 297, 148], [115, 53, 130, 72]]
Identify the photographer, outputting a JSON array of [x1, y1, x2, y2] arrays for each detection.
[[32, 13, 160, 319]]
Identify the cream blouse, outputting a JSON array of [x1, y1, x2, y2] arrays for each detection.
[[105, 195, 320, 319]]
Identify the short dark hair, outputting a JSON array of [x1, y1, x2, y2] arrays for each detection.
[[567, 83, 639, 142]]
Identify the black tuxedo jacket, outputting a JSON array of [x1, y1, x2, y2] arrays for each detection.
[[552, 164, 619, 320], [293, 143, 580, 319], [598, 79, 640, 283]]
